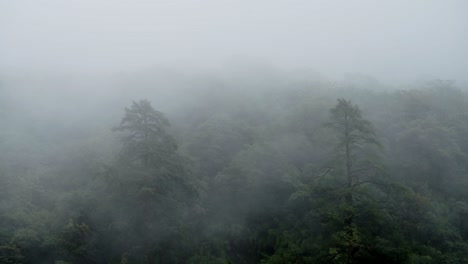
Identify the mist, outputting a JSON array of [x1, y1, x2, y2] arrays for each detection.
[[1, 1, 468, 264], [2, 0, 467, 83]]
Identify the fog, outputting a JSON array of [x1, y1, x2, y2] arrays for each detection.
[[1, 0, 467, 83], [2, 1, 468, 264]]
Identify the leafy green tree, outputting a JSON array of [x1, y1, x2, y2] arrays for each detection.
[[0, 245, 24, 264], [59, 219, 96, 264]]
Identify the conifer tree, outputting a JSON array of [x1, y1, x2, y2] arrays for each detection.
[[113, 99, 177, 168], [326, 99, 381, 264]]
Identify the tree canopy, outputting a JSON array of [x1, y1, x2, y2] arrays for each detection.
[[1, 78, 468, 264]]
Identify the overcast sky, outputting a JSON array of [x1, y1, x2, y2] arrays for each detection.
[[1, 0, 467, 83]]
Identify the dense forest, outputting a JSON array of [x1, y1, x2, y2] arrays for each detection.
[[1, 71, 468, 264]]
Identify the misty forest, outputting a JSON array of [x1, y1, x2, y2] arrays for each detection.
[[2, 1, 468, 264], [1, 72, 468, 264]]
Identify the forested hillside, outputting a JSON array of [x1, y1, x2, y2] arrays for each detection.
[[1, 73, 468, 264]]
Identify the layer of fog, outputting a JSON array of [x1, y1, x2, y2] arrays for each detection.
[[1, 0, 467, 84]]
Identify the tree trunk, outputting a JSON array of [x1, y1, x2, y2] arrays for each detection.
[[344, 116, 355, 264]]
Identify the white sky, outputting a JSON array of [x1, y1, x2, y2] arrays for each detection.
[[1, 0, 467, 83]]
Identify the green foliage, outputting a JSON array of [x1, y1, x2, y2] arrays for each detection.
[[113, 99, 177, 168], [0, 245, 24, 264], [59, 219, 96, 261], [1, 81, 468, 263]]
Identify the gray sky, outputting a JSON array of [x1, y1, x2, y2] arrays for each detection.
[[1, 0, 467, 83]]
